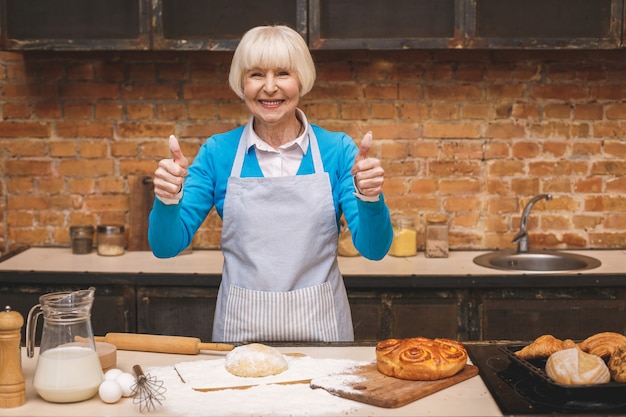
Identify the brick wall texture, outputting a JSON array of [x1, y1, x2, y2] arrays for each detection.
[[1, 49, 625, 253]]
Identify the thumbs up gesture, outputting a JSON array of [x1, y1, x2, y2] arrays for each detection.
[[350, 131, 384, 198], [153, 135, 189, 199]]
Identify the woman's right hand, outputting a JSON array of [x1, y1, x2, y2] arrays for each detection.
[[153, 135, 189, 200]]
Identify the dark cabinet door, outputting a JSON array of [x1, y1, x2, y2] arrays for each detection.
[[349, 289, 469, 342], [309, 0, 464, 49], [0, 0, 150, 50], [466, 0, 623, 49], [152, 0, 307, 50], [477, 288, 626, 341], [137, 286, 218, 341]]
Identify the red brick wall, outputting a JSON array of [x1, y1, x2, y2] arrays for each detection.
[[1, 49, 625, 253]]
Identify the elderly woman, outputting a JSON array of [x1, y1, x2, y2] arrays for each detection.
[[148, 25, 392, 342]]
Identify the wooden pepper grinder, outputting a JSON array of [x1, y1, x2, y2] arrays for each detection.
[[0, 306, 26, 408]]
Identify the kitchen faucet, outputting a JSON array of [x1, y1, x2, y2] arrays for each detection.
[[512, 194, 552, 253]]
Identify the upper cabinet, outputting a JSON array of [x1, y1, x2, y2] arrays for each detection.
[[0, 0, 150, 50], [1, 0, 624, 51], [308, 0, 464, 49], [152, 0, 306, 50], [466, 0, 623, 49]]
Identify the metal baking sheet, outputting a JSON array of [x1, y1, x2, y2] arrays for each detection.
[[500, 344, 626, 402]]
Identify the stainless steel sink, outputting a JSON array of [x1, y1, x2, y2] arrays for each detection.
[[473, 250, 601, 272]]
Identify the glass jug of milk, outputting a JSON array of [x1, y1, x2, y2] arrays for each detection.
[[26, 287, 103, 403]]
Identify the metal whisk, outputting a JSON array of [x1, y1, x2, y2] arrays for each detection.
[[132, 364, 167, 412]]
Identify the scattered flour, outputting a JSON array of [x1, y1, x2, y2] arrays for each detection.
[[146, 355, 368, 416]]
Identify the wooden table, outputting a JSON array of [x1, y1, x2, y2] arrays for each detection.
[[4, 345, 502, 416]]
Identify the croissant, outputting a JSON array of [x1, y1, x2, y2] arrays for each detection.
[[608, 344, 626, 382], [546, 347, 610, 385], [376, 337, 467, 381], [515, 335, 577, 360], [578, 332, 626, 359]]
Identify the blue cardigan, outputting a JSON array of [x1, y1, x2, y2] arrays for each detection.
[[148, 124, 393, 260]]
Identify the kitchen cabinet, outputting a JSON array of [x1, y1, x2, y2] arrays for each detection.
[[2, 248, 626, 344], [349, 288, 469, 341], [475, 287, 626, 340], [6, 278, 626, 344], [309, 0, 623, 50], [0, 0, 305, 51], [466, 0, 623, 49], [0, 0, 150, 50], [136, 286, 218, 340], [1, 0, 624, 51], [151, 0, 306, 50], [308, 0, 463, 50]]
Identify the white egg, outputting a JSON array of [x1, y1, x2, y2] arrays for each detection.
[[115, 372, 136, 397], [104, 368, 123, 381], [99, 380, 122, 404]]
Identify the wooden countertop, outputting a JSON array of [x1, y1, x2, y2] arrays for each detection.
[[3, 345, 502, 417], [1, 247, 624, 276]]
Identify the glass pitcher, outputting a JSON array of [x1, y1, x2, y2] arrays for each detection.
[[26, 287, 103, 403]]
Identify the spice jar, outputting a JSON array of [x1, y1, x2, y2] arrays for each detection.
[[97, 225, 125, 256], [70, 225, 94, 254], [388, 217, 417, 257], [425, 214, 449, 258]]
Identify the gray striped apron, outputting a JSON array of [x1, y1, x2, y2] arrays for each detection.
[[212, 125, 353, 342]]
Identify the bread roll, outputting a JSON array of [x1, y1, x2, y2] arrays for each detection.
[[545, 347, 610, 385], [224, 343, 288, 378], [608, 344, 626, 382], [376, 337, 467, 381], [578, 331, 626, 359], [515, 335, 576, 360]]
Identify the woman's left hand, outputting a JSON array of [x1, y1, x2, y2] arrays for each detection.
[[350, 131, 384, 197]]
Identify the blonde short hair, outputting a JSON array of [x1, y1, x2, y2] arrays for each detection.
[[228, 25, 316, 99]]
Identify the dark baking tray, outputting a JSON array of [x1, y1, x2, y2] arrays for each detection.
[[500, 344, 626, 404]]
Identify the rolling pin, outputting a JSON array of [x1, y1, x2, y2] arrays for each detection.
[[94, 333, 234, 355]]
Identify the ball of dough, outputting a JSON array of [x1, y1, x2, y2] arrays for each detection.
[[225, 343, 288, 377]]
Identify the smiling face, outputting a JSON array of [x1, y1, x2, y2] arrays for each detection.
[[243, 67, 301, 128], [229, 26, 316, 99]]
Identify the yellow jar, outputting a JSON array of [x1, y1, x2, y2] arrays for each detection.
[[388, 217, 417, 257]]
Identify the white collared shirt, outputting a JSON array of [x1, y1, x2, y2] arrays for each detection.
[[244, 108, 309, 177]]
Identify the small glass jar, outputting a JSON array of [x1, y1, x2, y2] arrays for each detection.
[[69, 225, 94, 254], [388, 217, 417, 257], [425, 214, 449, 258], [97, 225, 125, 256]]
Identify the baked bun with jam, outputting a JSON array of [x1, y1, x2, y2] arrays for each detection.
[[375, 337, 467, 381]]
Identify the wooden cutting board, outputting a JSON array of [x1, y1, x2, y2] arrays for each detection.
[[128, 175, 154, 251], [310, 362, 479, 408]]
